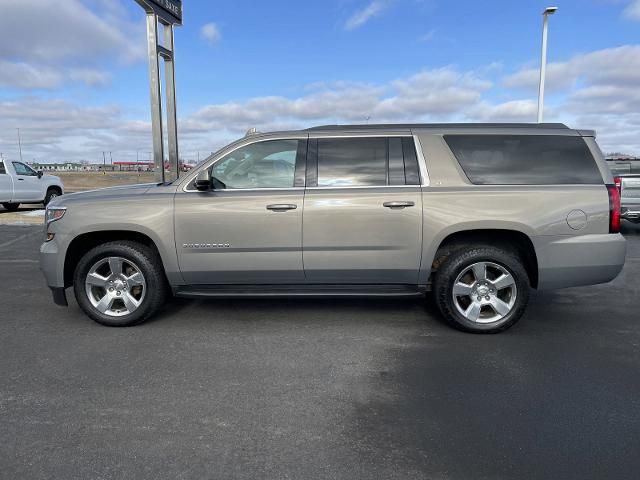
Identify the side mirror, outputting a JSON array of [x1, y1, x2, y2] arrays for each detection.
[[195, 169, 212, 191], [37, 171, 43, 179]]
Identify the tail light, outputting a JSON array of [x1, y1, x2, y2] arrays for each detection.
[[614, 176, 622, 194], [607, 184, 621, 233]]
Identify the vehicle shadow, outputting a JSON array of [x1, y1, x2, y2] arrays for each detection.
[[622, 220, 640, 236], [0, 204, 43, 214]]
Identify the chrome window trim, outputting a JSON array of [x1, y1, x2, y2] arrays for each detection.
[[183, 135, 307, 193], [412, 134, 430, 187], [305, 185, 421, 191], [182, 133, 430, 192], [186, 187, 305, 193]]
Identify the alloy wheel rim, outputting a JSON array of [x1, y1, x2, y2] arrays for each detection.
[[85, 257, 146, 317], [452, 261, 517, 324]]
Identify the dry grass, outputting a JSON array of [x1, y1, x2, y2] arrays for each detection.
[[55, 171, 156, 192]]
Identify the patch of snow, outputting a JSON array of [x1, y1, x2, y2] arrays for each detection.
[[20, 210, 45, 217]]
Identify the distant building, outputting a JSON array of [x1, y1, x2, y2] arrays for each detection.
[[113, 161, 155, 172], [605, 154, 640, 175], [30, 162, 119, 172]]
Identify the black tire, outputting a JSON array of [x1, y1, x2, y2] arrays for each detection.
[[73, 241, 168, 327], [433, 245, 530, 334], [44, 187, 62, 206], [2, 203, 20, 211]]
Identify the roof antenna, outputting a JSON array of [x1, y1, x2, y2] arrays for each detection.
[[245, 127, 259, 137]]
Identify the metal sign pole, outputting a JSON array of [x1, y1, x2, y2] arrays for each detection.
[[163, 23, 180, 181], [135, 0, 182, 183], [145, 13, 165, 181]]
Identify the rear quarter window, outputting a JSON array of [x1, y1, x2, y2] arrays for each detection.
[[444, 135, 603, 185]]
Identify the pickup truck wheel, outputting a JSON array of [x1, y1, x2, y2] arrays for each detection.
[[433, 246, 530, 334], [73, 241, 167, 327], [2, 203, 20, 211], [44, 188, 61, 206]]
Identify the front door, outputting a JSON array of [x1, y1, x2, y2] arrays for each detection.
[[0, 160, 12, 203], [302, 136, 423, 284], [11, 161, 43, 202], [175, 137, 307, 284]]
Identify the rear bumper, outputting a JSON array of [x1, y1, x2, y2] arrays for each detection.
[[535, 234, 627, 290], [621, 208, 640, 221]]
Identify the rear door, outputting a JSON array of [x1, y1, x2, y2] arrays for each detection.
[[302, 136, 423, 284], [0, 159, 13, 202], [11, 161, 43, 202]]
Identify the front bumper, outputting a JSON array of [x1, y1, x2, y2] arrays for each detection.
[[535, 233, 627, 290], [50, 287, 68, 306]]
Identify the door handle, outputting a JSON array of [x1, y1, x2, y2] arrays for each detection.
[[383, 201, 415, 209], [17, 178, 24, 181], [266, 204, 297, 211]]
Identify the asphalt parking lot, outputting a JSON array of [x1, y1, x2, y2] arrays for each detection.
[[1, 223, 639, 480]]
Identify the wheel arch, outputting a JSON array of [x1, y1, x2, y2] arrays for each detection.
[[64, 230, 167, 288], [426, 228, 539, 288]]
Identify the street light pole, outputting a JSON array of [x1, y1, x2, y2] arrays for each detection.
[[537, 6, 558, 123], [17, 128, 23, 162]]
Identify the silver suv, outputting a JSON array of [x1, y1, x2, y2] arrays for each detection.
[[40, 123, 626, 333]]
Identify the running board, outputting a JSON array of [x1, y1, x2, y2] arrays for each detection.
[[175, 284, 427, 299]]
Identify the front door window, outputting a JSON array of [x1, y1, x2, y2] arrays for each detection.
[[212, 140, 298, 189], [13, 162, 37, 176]]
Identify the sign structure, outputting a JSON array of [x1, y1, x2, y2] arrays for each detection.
[[134, 0, 183, 182], [138, 0, 182, 24]]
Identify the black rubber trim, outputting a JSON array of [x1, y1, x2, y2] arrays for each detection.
[[306, 138, 318, 187], [294, 138, 308, 188], [51, 287, 68, 307]]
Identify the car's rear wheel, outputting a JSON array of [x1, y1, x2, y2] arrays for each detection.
[[2, 203, 20, 211], [433, 246, 530, 333], [73, 241, 167, 327]]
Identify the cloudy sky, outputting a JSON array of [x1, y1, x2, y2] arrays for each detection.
[[1, 0, 640, 164]]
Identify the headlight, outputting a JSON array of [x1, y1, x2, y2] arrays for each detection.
[[45, 206, 66, 225]]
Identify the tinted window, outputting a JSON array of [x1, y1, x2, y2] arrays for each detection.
[[211, 140, 299, 189], [317, 138, 387, 187], [13, 162, 37, 176], [444, 135, 603, 185], [0, 160, 5, 175], [402, 137, 421, 185], [388, 138, 404, 185]]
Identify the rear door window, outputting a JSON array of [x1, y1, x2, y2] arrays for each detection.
[[313, 137, 421, 187], [444, 135, 603, 185], [317, 138, 387, 187], [0, 160, 6, 175]]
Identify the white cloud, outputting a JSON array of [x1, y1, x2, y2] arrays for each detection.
[[345, 0, 390, 30], [0, 61, 63, 89], [200, 23, 221, 45], [4, 52, 640, 163], [419, 30, 436, 42], [624, 0, 640, 20], [0, 0, 144, 90], [504, 45, 640, 93]]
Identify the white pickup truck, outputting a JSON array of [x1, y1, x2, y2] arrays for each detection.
[[615, 174, 640, 223], [0, 158, 64, 211]]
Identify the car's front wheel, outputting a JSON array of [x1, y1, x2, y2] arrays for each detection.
[[44, 187, 62, 206], [433, 246, 530, 333], [73, 241, 167, 327]]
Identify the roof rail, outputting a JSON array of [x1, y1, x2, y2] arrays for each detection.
[[306, 123, 569, 131]]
